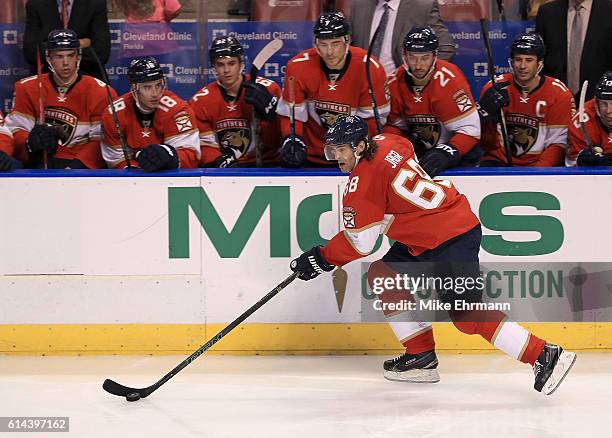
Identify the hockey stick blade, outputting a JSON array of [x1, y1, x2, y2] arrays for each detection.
[[250, 38, 283, 80], [102, 272, 299, 400]]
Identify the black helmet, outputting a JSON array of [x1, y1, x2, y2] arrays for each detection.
[[403, 26, 439, 53], [46, 29, 80, 52], [595, 71, 612, 101], [511, 32, 546, 59], [209, 35, 244, 63], [314, 12, 350, 40], [324, 115, 368, 160], [127, 57, 164, 84]]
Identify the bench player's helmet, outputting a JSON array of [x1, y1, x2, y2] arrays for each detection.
[[314, 12, 350, 41], [209, 35, 244, 64], [510, 32, 546, 60], [403, 26, 439, 53], [595, 71, 612, 129]]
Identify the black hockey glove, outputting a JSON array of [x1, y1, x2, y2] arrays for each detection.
[[280, 136, 307, 168], [48, 157, 88, 169], [26, 124, 59, 156], [576, 148, 609, 166], [135, 143, 179, 172], [244, 82, 278, 120], [211, 150, 238, 168], [0, 150, 22, 171], [419, 143, 461, 177], [477, 81, 510, 124], [290, 246, 335, 281]]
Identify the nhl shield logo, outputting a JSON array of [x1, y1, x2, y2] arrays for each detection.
[[506, 113, 539, 156], [44, 107, 77, 145]]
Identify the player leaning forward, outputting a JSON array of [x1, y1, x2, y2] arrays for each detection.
[[101, 57, 200, 170], [290, 115, 576, 395], [276, 12, 389, 167], [5, 29, 116, 169]]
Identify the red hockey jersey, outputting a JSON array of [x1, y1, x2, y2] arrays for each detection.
[[0, 111, 14, 156], [480, 74, 574, 166], [5, 74, 116, 168], [384, 59, 480, 156], [189, 75, 282, 166], [320, 133, 479, 267], [567, 99, 612, 165], [277, 46, 390, 165], [101, 90, 200, 169]]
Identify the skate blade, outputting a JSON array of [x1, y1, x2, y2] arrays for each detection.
[[543, 351, 577, 395], [384, 368, 440, 383]]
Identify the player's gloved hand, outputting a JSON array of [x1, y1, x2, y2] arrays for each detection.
[[26, 124, 59, 156], [211, 150, 238, 168], [290, 246, 335, 281], [0, 150, 22, 171], [576, 148, 608, 166], [244, 82, 278, 120], [477, 81, 510, 124], [419, 143, 461, 177], [280, 136, 307, 168], [135, 143, 179, 172]]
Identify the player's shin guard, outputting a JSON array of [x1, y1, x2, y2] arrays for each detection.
[[533, 343, 577, 395]]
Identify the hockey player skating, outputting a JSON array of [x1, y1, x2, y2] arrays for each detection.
[[478, 33, 574, 166], [289, 114, 576, 395], [189, 36, 282, 167], [276, 12, 389, 167], [5, 29, 116, 169], [385, 26, 481, 177], [101, 56, 200, 170], [567, 71, 612, 166]]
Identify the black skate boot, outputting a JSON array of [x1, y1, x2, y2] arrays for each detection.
[[533, 343, 577, 395], [383, 350, 440, 383]]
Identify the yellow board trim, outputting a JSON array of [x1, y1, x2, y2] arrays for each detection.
[[1, 323, 610, 355]]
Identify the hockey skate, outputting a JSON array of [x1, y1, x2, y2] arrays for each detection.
[[383, 350, 440, 383], [533, 344, 577, 395]]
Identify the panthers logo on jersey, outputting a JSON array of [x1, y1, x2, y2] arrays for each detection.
[[216, 118, 251, 158], [506, 113, 539, 156], [44, 107, 78, 146], [314, 100, 350, 132], [405, 114, 441, 149]]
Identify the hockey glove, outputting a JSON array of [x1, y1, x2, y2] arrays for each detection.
[[280, 136, 307, 168], [576, 148, 609, 166], [211, 150, 238, 168], [244, 82, 278, 120], [26, 124, 59, 156], [0, 150, 22, 171], [419, 143, 461, 177], [477, 81, 510, 124], [135, 143, 179, 172], [290, 246, 335, 281]]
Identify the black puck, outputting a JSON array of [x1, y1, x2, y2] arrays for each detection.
[[126, 392, 141, 402]]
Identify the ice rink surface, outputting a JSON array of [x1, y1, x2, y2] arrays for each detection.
[[1, 353, 610, 438]]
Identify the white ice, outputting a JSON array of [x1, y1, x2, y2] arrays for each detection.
[[1, 353, 610, 437]]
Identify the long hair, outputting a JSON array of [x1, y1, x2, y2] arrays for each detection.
[[360, 137, 378, 161]]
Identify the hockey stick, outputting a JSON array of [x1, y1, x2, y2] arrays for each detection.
[[365, 21, 383, 134], [88, 47, 132, 168], [249, 38, 283, 167], [36, 46, 48, 169], [102, 272, 299, 401], [480, 18, 513, 166], [288, 75, 296, 142]]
